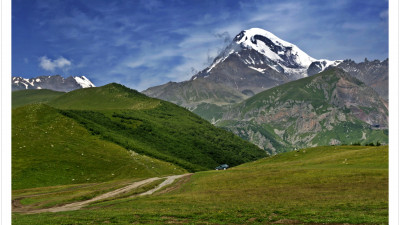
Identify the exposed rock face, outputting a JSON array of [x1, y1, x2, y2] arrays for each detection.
[[12, 75, 95, 92], [336, 58, 388, 100], [216, 68, 388, 155]]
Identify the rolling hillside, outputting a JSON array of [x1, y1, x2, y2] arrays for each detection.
[[12, 83, 266, 186], [12, 104, 186, 189], [13, 145, 388, 224]]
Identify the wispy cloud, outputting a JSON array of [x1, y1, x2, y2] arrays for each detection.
[[39, 56, 72, 72]]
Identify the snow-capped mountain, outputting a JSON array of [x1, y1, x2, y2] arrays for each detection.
[[144, 28, 342, 107], [143, 28, 388, 155], [192, 28, 342, 81], [12, 75, 95, 92]]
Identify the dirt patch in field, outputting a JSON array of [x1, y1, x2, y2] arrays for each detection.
[[156, 173, 193, 195], [273, 219, 301, 224], [12, 198, 23, 209], [12, 198, 42, 213], [247, 217, 258, 222], [13, 174, 191, 214]]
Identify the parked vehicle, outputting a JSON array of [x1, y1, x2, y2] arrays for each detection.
[[215, 164, 229, 170]]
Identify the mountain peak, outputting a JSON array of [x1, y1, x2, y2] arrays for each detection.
[[145, 27, 343, 107], [196, 27, 341, 82], [234, 28, 316, 69]]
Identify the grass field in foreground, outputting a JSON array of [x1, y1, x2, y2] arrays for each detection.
[[13, 145, 388, 224]]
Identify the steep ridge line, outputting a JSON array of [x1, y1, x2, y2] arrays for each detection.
[[17, 174, 192, 214]]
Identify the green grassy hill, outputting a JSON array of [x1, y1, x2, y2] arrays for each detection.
[[12, 89, 65, 108], [12, 83, 266, 185], [12, 104, 186, 190], [47, 83, 159, 110], [13, 145, 388, 224]]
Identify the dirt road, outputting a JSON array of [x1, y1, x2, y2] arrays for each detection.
[[20, 173, 191, 214]]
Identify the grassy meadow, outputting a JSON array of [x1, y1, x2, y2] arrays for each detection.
[[13, 145, 388, 224]]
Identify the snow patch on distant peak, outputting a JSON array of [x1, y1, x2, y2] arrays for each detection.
[[248, 66, 266, 73], [207, 57, 223, 73], [308, 60, 344, 75], [23, 78, 35, 86], [207, 49, 235, 73], [73, 76, 95, 88], [318, 60, 343, 70]]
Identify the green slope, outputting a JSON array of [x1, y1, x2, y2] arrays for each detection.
[[216, 68, 388, 154], [12, 104, 186, 190], [12, 89, 65, 108], [191, 102, 228, 123], [23, 83, 266, 172], [142, 78, 248, 108], [13, 145, 388, 224], [47, 83, 159, 110]]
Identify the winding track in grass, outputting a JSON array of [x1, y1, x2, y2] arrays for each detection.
[[18, 174, 192, 214]]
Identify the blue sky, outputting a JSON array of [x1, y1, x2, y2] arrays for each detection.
[[12, 0, 388, 91]]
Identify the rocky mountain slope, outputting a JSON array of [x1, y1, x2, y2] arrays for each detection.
[[12, 75, 95, 92], [336, 58, 388, 100], [216, 68, 388, 155], [143, 28, 341, 108]]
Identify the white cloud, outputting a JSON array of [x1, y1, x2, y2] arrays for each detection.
[[39, 56, 72, 72]]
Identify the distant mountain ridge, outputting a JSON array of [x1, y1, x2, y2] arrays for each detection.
[[12, 75, 95, 92]]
